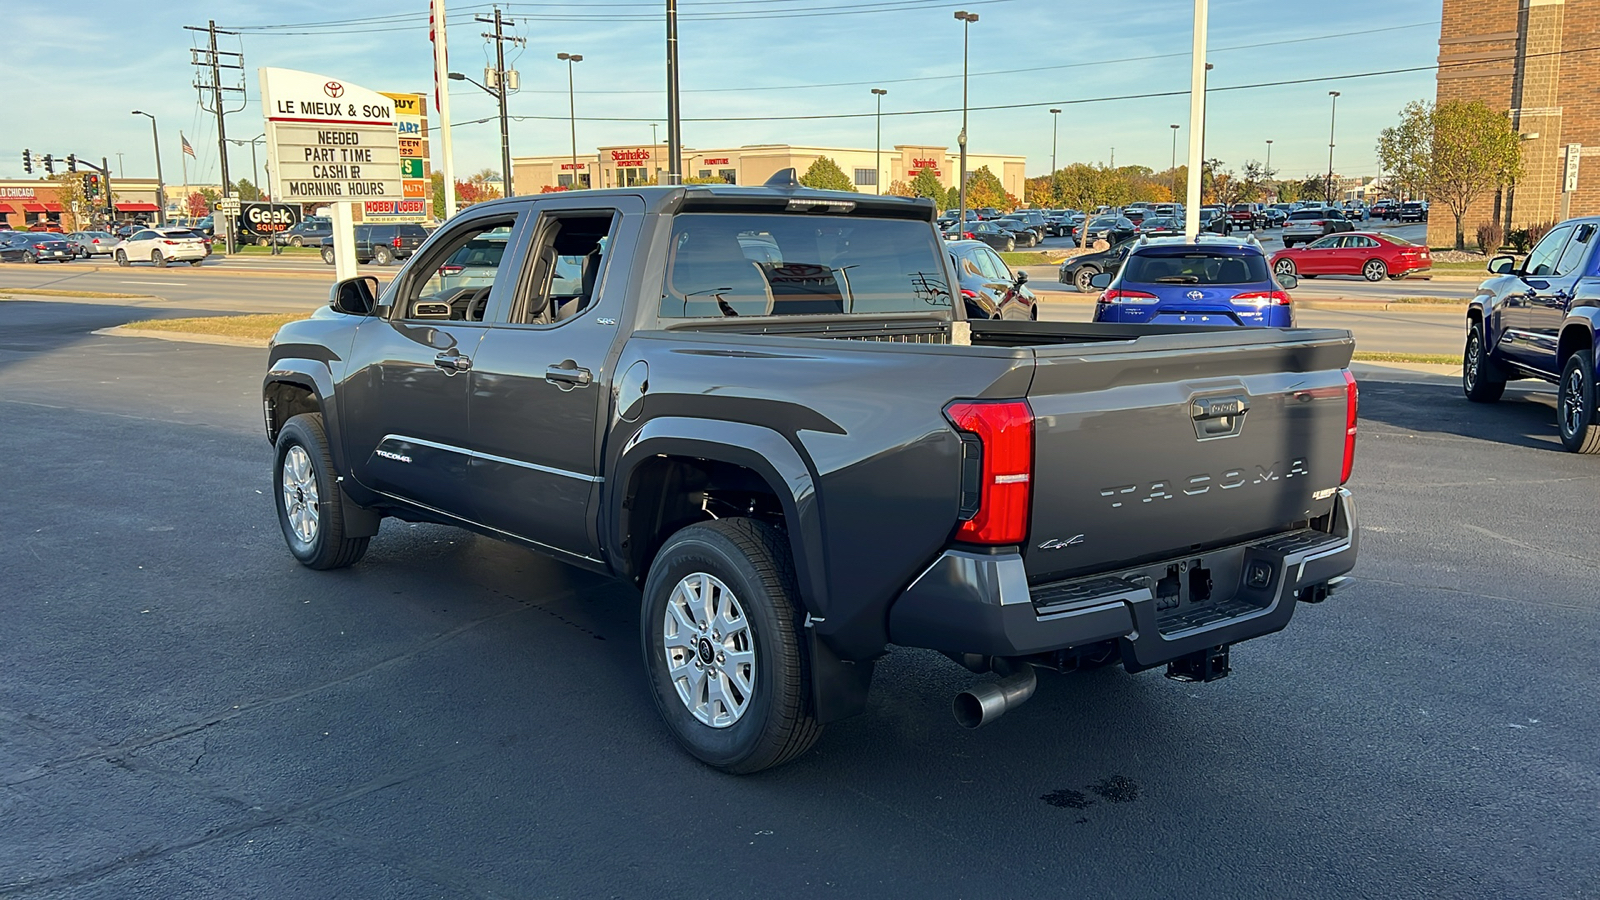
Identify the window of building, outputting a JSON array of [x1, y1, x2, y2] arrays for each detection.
[[556, 172, 591, 189], [718, 169, 736, 184], [618, 166, 650, 187], [698, 169, 712, 179], [854, 168, 877, 187]]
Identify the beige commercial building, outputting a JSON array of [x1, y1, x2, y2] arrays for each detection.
[[514, 143, 1026, 199], [0, 178, 180, 229], [1433, 0, 1599, 245]]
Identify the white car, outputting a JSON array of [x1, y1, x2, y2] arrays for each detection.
[[113, 227, 208, 267]]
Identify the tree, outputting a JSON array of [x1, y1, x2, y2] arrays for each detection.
[[186, 192, 210, 217], [50, 173, 91, 231], [884, 179, 915, 198], [234, 179, 262, 201], [199, 187, 221, 209], [1378, 99, 1523, 250], [963, 166, 1014, 212], [456, 180, 493, 206], [910, 168, 946, 208], [430, 171, 446, 220], [1276, 179, 1303, 204], [798, 156, 857, 192]]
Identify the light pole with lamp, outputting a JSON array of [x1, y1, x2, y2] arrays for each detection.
[[871, 88, 887, 195], [1049, 108, 1061, 177], [1265, 139, 1273, 172], [448, 71, 515, 197], [1326, 90, 1340, 205], [227, 134, 265, 197], [558, 53, 584, 188], [130, 110, 166, 226], [954, 10, 978, 229]]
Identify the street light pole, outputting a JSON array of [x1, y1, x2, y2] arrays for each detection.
[[131, 110, 165, 226], [666, 0, 683, 185], [1326, 91, 1340, 205], [871, 88, 887, 195], [558, 53, 584, 188], [954, 10, 978, 229], [1049, 108, 1061, 176], [1170, 123, 1180, 201]]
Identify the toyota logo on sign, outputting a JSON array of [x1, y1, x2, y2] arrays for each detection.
[[323, 81, 345, 98], [1187, 290, 1205, 300]]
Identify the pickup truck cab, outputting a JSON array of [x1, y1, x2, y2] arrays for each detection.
[[1463, 216, 1600, 452], [265, 173, 1361, 772]]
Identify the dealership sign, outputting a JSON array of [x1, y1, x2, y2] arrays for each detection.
[[260, 67, 403, 203]]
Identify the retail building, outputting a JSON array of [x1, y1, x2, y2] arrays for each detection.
[[1433, 0, 1598, 245], [0, 178, 185, 230], [513, 143, 1026, 199]]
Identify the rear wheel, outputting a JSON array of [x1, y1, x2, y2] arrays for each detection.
[[1362, 259, 1388, 282], [641, 518, 822, 774], [151, 249, 166, 267], [1462, 321, 1506, 403], [23, 251, 37, 264], [274, 413, 371, 569], [1274, 258, 1297, 280], [1003, 238, 1015, 253], [373, 246, 394, 266], [1557, 350, 1600, 453]]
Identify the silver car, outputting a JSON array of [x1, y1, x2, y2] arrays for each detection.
[[1281, 209, 1355, 248], [65, 231, 118, 258], [437, 232, 509, 293]]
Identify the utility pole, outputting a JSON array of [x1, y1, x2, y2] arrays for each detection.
[[185, 20, 244, 252], [1049, 108, 1061, 177], [476, 8, 524, 197], [132, 111, 166, 226], [1326, 91, 1341, 205], [666, 0, 683, 185]]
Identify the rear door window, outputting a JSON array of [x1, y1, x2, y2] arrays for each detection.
[[1123, 252, 1269, 285], [1554, 223, 1594, 276]]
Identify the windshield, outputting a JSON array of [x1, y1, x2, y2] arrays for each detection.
[[1122, 251, 1270, 285], [662, 213, 951, 318], [161, 230, 201, 239]]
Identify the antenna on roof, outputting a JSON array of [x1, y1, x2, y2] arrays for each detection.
[[764, 167, 800, 189]]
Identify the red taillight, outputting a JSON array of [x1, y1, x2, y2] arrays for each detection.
[[91, 238, 101, 244], [439, 264, 465, 275], [33, 243, 48, 250], [1099, 288, 1158, 304], [1232, 290, 1293, 306], [1341, 370, 1358, 485], [945, 400, 1033, 545], [162, 240, 178, 245], [960, 289, 979, 299], [393, 236, 403, 248]]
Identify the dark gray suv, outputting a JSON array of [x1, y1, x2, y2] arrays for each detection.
[[320, 223, 430, 266]]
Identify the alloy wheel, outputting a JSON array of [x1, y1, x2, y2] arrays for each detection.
[[1562, 367, 1588, 437], [280, 445, 320, 545], [1363, 260, 1387, 282], [661, 572, 755, 729], [1275, 259, 1296, 279]]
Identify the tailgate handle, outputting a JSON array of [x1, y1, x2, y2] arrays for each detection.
[[1190, 395, 1249, 439]]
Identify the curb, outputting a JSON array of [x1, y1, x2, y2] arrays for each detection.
[[91, 325, 270, 348], [70, 262, 335, 280]]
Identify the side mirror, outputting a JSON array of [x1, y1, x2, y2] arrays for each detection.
[[1088, 272, 1114, 290], [1014, 270, 1029, 285], [330, 275, 379, 316], [1488, 255, 1516, 275], [1278, 274, 1299, 290]]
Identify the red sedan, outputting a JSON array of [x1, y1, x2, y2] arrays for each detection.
[[1270, 232, 1431, 282]]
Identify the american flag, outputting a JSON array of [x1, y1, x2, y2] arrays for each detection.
[[181, 133, 196, 158]]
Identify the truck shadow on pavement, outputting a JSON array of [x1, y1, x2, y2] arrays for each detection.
[[1357, 380, 1563, 452]]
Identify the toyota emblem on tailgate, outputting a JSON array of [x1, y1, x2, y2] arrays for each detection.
[[1186, 290, 1204, 300]]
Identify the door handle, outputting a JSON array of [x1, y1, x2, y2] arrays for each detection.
[[545, 363, 593, 387], [434, 351, 472, 374]]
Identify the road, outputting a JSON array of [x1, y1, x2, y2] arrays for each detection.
[[2, 298, 1596, 898]]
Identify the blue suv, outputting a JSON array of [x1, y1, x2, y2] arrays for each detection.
[[1089, 236, 1296, 328]]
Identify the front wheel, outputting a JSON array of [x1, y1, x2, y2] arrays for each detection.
[[321, 248, 335, 266], [1463, 322, 1506, 403], [1003, 238, 1015, 253], [290, 236, 304, 247], [641, 518, 822, 774], [115, 249, 129, 267], [1557, 350, 1600, 453], [274, 413, 371, 568], [1073, 266, 1098, 293], [1362, 259, 1388, 282], [1274, 258, 1297, 280]]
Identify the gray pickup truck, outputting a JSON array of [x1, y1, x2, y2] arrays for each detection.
[[264, 173, 1360, 773]]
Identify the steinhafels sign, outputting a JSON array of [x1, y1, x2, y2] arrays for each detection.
[[260, 68, 403, 203], [611, 149, 650, 163]]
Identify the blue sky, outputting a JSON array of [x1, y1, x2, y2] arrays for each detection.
[[4, 0, 1442, 186]]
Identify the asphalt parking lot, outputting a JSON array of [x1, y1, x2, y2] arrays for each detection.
[[2, 298, 1597, 899]]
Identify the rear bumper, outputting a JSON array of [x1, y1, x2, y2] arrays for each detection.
[[887, 489, 1358, 670]]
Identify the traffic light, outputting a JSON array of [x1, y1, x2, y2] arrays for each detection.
[[67, 154, 77, 173], [42, 154, 54, 175], [22, 149, 31, 174], [85, 173, 100, 199]]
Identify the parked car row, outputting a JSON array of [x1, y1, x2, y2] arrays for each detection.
[[0, 227, 209, 266]]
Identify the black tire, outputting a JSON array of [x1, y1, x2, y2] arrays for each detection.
[[1362, 259, 1388, 282], [152, 249, 166, 268], [1557, 350, 1600, 454], [189, 259, 203, 267], [273, 413, 370, 569], [373, 246, 394, 266], [641, 518, 821, 774], [23, 251, 37, 264], [1274, 258, 1297, 280], [1462, 321, 1506, 403], [290, 236, 304, 248], [1073, 266, 1098, 293], [1003, 238, 1015, 253], [115, 249, 129, 267], [321, 248, 336, 266], [1282, 240, 1295, 249]]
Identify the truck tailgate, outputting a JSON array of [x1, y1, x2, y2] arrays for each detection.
[[1022, 329, 1354, 583]]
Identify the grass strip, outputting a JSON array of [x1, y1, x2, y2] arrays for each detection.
[[1427, 260, 1490, 274], [228, 245, 323, 256], [0, 287, 149, 299], [1352, 351, 1459, 365], [1386, 296, 1469, 305], [999, 251, 1053, 267], [123, 313, 310, 341]]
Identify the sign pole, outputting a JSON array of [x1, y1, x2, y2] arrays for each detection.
[[1182, 0, 1208, 242], [433, 0, 457, 220], [1562, 143, 1582, 221], [330, 201, 357, 281]]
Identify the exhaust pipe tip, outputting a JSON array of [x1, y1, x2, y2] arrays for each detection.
[[953, 665, 1037, 728]]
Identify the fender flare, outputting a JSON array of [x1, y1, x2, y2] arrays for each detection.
[[1557, 312, 1600, 372], [263, 359, 344, 472], [610, 416, 826, 619]]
